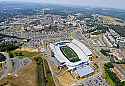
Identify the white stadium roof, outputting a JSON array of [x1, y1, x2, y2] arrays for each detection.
[[49, 39, 92, 68], [50, 43, 85, 67], [75, 65, 94, 77], [67, 43, 89, 62], [50, 39, 94, 77], [72, 39, 92, 56]]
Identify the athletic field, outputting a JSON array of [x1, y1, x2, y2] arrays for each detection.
[[60, 46, 80, 62]]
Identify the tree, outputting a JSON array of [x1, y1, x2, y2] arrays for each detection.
[[8, 52, 14, 58]]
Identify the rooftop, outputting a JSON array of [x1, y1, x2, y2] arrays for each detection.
[[113, 64, 125, 81], [75, 64, 94, 77], [49, 39, 90, 69]]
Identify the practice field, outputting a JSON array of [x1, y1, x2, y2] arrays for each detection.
[[60, 46, 80, 62]]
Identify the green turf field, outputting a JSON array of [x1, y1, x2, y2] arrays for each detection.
[[60, 46, 80, 62]]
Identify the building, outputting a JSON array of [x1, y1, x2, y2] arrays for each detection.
[[104, 31, 116, 47], [103, 29, 125, 48], [113, 64, 125, 82], [49, 39, 94, 78], [112, 49, 125, 61], [116, 37, 125, 48], [103, 33, 114, 47]]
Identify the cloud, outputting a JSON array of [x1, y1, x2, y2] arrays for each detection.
[[1, 0, 125, 9], [40, 0, 125, 9]]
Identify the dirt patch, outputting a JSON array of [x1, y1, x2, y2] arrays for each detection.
[[0, 61, 37, 86]]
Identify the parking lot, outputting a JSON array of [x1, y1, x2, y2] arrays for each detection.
[[83, 75, 109, 86]]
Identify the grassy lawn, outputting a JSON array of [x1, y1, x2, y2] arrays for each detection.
[[104, 63, 119, 86], [69, 32, 76, 39], [104, 69, 116, 86], [60, 46, 80, 62], [36, 57, 55, 86]]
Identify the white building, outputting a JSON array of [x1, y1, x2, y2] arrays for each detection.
[[49, 39, 94, 77]]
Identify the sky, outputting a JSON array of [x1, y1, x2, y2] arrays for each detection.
[[1, 0, 125, 9]]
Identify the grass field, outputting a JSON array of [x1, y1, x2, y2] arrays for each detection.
[[36, 57, 55, 86], [104, 70, 116, 86], [104, 63, 117, 86], [60, 46, 80, 62], [69, 32, 76, 39]]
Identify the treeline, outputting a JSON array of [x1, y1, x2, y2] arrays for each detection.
[[104, 63, 125, 86], [100, 49, 110, 56], [0, 42, 20, 52], [109, 25, 125, 37], [104, 63, 120, 86]]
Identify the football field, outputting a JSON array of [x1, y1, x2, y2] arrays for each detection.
[[60, 46, 80, 62]]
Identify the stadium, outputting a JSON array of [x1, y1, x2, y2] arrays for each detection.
[[50, 39, 95, 77]]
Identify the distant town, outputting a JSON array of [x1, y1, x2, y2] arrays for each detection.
[[0, 2, 125, 86]]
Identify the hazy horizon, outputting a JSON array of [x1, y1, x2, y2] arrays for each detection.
[[0, 0, 125, 10]]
